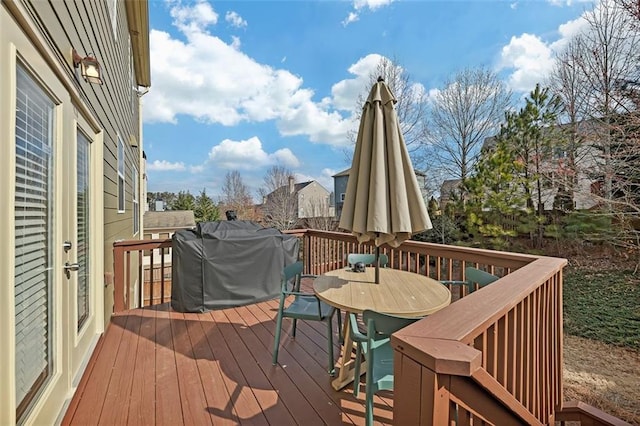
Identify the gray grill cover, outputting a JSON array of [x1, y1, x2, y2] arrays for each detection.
[[171, 220, 299, 312]]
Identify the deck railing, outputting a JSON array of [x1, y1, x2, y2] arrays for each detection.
[[112, 229, 597, 424]]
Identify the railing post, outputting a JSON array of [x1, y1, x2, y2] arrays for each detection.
[[113, 243, 125, 312], [304, 232, 312, 274]]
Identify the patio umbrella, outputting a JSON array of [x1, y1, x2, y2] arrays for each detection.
[[339, 77, 432, 283]]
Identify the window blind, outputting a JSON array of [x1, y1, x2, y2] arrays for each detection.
[[77, 131, 90, 330], [14, 63, 55, 420]]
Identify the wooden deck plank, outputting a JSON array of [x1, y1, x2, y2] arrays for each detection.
[[99, 311, 143, 425], [169, 309, 213, 425], [66, 313, 127, 424], [154, 306, 184, 425], [200, 310, 269, 426], [210, 309, 297, 425], [127, 306, 157, 426], [183, 312, 238, 425], [224, 305, 327, 426], [64, 295, 397, 425], [238, 303, 356, 425]]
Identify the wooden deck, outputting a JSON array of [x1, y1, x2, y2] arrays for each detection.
[[62, 283, 393, 425]]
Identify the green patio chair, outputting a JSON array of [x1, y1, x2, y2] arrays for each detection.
[[272, 261, 341, 375], [347, 253, 389, 268], [441, 266, 499, 296], [350, 310, 421, 426]]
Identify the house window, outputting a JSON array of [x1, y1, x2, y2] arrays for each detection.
[[133, 166, 139, 235], [340, 193, 346, 202], [118, 136, 125, 213], [15, 62, 55, 422], [77, 130, 91, 330]]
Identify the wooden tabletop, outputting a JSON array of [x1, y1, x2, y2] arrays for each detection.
[[313, 267, 451, 317]]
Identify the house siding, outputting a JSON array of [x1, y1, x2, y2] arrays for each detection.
[[0, 0, 148, 423]]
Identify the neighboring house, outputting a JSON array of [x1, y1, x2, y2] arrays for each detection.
[[439, 178, 463, 209], [143, 210, 196, 240], [334, 168, 428, 219], [0, 1, 150, 424], [481, 120, 602, 211], [263, 176, 333, 226]]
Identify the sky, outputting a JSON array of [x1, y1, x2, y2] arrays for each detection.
[[143, 0, 595, 202]]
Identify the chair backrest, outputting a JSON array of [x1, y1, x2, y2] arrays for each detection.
[[347, 253, 389, 268], [362, 310, 421, 341], [281, 261, 303, 291], [465, 267, 499, 288]]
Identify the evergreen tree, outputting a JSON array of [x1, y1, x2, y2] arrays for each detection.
[[464, 137, 530, 249], [194, 189, 220, 222], [170, 191, 195, 211]]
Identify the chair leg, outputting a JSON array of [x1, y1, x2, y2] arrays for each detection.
[[327, 318, 335, 376], [272, 312, 284, 365], [365, 385, 374, 426], [292, 318, 297, 337], [353, 343, 362, 397]]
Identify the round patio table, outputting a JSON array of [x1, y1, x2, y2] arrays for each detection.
[[313, 267, 451, 390]]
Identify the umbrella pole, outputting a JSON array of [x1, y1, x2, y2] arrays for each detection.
[[375, 245, 380, 284]]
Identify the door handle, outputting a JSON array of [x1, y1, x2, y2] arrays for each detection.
[[64, 262, 80, 272]]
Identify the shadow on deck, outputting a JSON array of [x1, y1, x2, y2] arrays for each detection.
[[63, 291, 387, 425]]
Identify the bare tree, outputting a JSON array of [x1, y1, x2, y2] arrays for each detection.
[[425, 66, 512, 187], [220, 170, 254, 220], [548, 36, 593, 201], [615, 0, 640, 22], [304, 198, 335, 231], [571, 0, 640, 202], [258, 166, 298, 230], [347, 56, 429, 167]]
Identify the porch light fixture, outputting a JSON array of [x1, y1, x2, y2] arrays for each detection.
[[72, 49, 103, 85]]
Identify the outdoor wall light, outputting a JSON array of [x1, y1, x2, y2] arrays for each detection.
[[72, 49, 103, 85]]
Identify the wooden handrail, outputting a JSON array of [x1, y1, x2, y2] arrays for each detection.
[[113, 238, 172, 312], [393, 253, 567, 424], [556, 401, 632, 426]]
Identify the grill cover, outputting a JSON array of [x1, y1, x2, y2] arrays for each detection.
[[171, 220, 299, 312]]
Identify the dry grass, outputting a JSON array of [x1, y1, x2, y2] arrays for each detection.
[[563, 334, 640, 425]]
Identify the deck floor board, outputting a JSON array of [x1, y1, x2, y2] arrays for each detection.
[[63, 282, 394, 425]]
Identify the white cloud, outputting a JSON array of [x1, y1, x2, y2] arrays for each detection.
[[343, 0, 394, 26], [147, 159, 186, 171], [331, 54, 384, 111], [499, 33, 554, 92], [225, 11, 247, 28], [354, 0, 394, 11], [497, 1, 601, 94], [145, 1, 354, 147], [342, 12, 359, 26], [230, 35, 241, 50], [170, 0, 218, 33], [206, 136, 300, 170]]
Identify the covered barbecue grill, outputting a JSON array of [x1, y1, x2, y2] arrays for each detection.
[[171, 220, 299, 312]]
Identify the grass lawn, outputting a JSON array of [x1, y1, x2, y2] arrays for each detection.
[[563, 268, 640, 349], [562, 267, 640, 424]]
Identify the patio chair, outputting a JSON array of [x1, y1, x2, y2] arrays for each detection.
[[272, 261, 341, 375], [441, 266, 499, 296], [347, 253, 389, 268], [349, 310, 421, 426]]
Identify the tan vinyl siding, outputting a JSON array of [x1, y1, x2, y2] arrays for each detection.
[[26, 0, 143, 318]]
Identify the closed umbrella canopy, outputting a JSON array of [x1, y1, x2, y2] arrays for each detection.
[[339, 77, 432, 250]]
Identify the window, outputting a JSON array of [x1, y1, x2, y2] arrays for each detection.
[[14, 62, 55, 421], [133, 166, 139, 235], [118, 136, 125, 212], [77, 130, 90, 329]]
